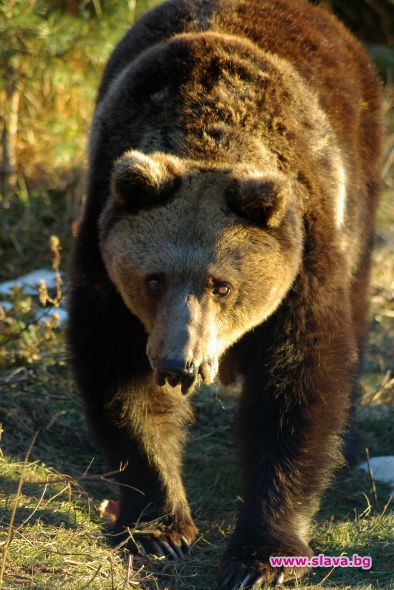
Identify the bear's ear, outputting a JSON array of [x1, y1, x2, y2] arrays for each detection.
[[111, 150, 182, 211], [226, 171, 290, 228]]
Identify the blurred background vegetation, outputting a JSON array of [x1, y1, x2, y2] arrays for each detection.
[[0, 0, 393, 279], [0, 0, 163, 279], [317, 0, 393, 45]]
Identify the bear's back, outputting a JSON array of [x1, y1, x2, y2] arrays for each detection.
[[212, 0, 381, 185], [98, 0, 380, 180]]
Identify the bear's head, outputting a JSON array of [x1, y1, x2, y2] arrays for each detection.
[[99, 150, 304, 394]]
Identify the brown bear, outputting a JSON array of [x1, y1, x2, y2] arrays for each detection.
[[67, 0, 381, 587]]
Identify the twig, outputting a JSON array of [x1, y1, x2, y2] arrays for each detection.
[[317, 564, 338, 586], [83, 457, 95, 476], [0, 366, 28, 384], [0, 430, 38, 588], [43, 483, 72, 507], [365, 448, 378, 506], [109, 554, 115, 590], [16, 482, 48, 530], [28, 466, 145, 495], [46, 411, 67, 430], [47, 550, 94, 557], [122, 554, 132, 590], [79, 564, 103, 589]]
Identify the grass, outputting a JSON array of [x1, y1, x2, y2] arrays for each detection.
[[0, 96, 393, 590]]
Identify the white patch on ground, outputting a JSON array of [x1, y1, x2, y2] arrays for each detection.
[[0, 269, 59, 295], [358, 456, 394, 498], [0, 269, 67, 324]]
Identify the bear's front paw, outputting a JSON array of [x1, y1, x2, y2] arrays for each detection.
[[217, 543, 311, 589], [113, 518, 199, 560]]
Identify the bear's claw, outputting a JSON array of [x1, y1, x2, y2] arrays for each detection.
[[217, 568, 265, 590], [130, 530, 194, 560], [217, 551, 308, 589], [217, 567, 284, 589], [151, 540, 165, 557], [160, 540, 181, 559]]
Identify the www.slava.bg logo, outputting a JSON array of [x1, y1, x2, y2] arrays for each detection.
[[269, 554, 372, 570]]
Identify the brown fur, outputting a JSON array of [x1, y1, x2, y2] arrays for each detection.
[[67, 1, 381, 587], [100, 153, 303, 389]]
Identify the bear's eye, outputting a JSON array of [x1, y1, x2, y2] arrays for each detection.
[[212, 282, 231, 298], [145, 274, 164, 295]]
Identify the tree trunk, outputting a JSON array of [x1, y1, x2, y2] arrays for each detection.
[[0, 70, 20, 200]]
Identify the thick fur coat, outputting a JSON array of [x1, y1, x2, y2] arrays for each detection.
[[67, 1, 381, 587]]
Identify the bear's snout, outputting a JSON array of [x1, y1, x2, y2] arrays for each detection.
[[151, 355, 218, 394], [145, 288, 220, 394], [154, 357, 197, 394]]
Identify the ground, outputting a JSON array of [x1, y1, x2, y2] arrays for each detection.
[[0, 92, 392, 590]]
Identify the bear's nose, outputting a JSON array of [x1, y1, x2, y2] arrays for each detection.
[[155, 358, 197, 393]]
